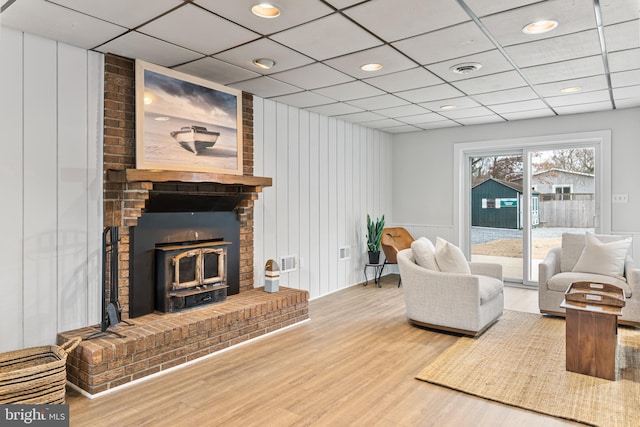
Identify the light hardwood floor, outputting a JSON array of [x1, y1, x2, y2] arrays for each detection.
[[66, 276, 579, 426]]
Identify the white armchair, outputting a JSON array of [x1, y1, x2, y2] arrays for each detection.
[[397, 248, 504, 336], [539, 232, 640, 326]]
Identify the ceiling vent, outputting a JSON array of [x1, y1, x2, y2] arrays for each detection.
[[450, 62, 483, 75]]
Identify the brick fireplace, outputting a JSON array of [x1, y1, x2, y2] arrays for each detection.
[[57, 54, 309, 395]]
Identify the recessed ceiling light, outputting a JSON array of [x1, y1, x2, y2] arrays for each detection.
[[154, 116, 170, 121], [252, 58, 276, 69], [522, 19, 559, 35], [440, 105, 457, 110], [450, 62, 483, 75], [360, 63, 383, 72], [560, 86, 582, 93], [251, 3, 281, 18]]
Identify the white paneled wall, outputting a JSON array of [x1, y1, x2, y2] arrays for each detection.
[[253, 98, 392, 300], [0, 28, 103, 352]]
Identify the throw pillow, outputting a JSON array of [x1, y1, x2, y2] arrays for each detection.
[[572, 232, 631, 278], [435, 237, 471, 274], [411, 237, 439, 271]]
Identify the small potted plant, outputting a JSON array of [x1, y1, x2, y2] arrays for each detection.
[[366, 214, 385, 264]]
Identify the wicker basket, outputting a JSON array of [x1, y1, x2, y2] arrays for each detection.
[[0, 337, 81, 404]]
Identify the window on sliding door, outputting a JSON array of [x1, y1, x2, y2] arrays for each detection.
[[527, 147, 596, 283], [457, 132, 610, 288]]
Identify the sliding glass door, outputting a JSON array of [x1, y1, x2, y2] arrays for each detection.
[[466, 143, 601, 287]]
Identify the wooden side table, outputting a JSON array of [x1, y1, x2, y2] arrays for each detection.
[[560, 282, 625, 381]]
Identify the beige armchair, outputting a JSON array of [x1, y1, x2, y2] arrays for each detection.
[[538, 232, 640, 326], [397, 248, 504, 336]]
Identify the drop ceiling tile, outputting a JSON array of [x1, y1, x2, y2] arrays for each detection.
[[48, 0, 182, 29], [312, 81, 386, 101], [546, 90, 611, 108], [613, 85, 640, 99], [228, 76, 302, 98], [464, 0, 540, 18], [489, 99, 548, 114], [521, 56, 605, 85], [270, 14, 382, 61], [500, 108, 555, 121], [472, 86, 539, 105], [138, 4, 259, 55], [96, 31, 203, 67], [608, 49, 640, 73], [344, 0, 469, 42], [213, 38, 314, 75], [347, 94, 409, 110], [392, 21, 495, 66], [334, 111, 387, 123], [457, 115, 506, 126], [611, 70, 640, 88], [438, 106, 495, 119], [416, 120, 461, 130], [599, 0, 640, 25], [398, 112, 449, 125], [554, 101, 612, 114], [373, 104, 430, 118], [358, 118, 406, 129], [306, 103, 364, 116], [505, 30, 602, 68], [323, 0, 363, 9], [426, 50, 515, 82], [419, 96, 481, 111], [269, 91, 336, 108], [363, 67, 444, 92], [604, 20, 640, 52], [270, 63, 354, 90], [451, 70, 528, 95], [324, 45, 417, 79], [534, 75, 609, 97], [615, 97, 640, 108], [2, 0, 126, 49], [396, 84, 465, 103], [195, 0, 334, 35], [479, 0, 597, 46], [381, 125, 422, 134], [173, 57, 260, 85]]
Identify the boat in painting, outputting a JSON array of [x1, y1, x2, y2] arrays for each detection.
[[170, 125, 220, 155]]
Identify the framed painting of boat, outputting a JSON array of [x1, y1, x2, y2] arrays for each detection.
[[135, 60, 243, 175]]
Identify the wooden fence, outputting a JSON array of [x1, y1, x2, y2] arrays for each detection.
[[539, 194, 594, 227]]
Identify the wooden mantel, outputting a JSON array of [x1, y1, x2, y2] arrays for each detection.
[[108, 168, 272, 188]]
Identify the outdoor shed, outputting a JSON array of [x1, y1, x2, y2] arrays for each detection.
[[472, 178, 540, 229]]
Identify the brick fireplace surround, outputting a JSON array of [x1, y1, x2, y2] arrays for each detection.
[[57, 55, 309, 395]]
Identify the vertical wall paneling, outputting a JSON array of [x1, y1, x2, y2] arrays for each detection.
[[327, 118, 338, 291], [336, 120, 346, 289], [253, 97, 391, 299], [253, 98, 265, 287], [275, 103, 289, 286], [262, 101, 278, 281], [23, 34, 59, 347], [57, 44, 89, 331], [0, 28, 104, 352], [0, 28, 25, 350], [318, 114, 329, 296], [86, 51, 104, 325], [287, 106, 300, 288], [308, 113, 320, 298], [298, 110, 310, 290]]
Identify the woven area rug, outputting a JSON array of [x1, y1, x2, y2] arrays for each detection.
[[416, 310, 640, 426]]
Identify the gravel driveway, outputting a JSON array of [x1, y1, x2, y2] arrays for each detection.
[[471, 226, 594, 245]]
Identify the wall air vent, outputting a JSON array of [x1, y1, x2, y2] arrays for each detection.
[[339, 246, 351, 260], [280, 255, 297, 273]]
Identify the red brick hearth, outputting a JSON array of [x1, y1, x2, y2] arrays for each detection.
[[58, 288, 308, 395], [56, 54, 310, 395]]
